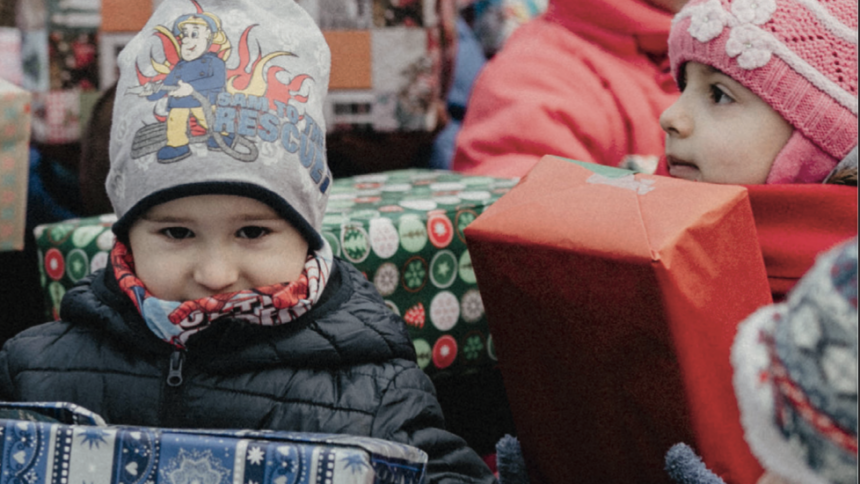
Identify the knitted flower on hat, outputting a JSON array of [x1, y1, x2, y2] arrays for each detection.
[[732, 238, 858, 484], [670, 0, 858, 184], [107, 0, 331, 248]]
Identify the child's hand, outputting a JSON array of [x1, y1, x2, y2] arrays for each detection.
[[171, 80, 194, 97]]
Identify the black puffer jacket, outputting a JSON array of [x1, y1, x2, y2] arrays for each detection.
[[0, 258, 495, 484]]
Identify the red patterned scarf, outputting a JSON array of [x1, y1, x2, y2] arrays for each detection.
[[110, 240, 333, 348]]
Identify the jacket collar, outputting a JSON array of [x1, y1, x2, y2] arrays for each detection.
[[61, 258, 415, 370]]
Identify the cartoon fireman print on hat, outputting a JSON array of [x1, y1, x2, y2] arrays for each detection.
[[127, 0, 324, 174]]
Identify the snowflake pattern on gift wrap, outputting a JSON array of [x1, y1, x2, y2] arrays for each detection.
[[462, 333, 484, 361], [342, 454, 370, 474], [247, 446, 264, 465], [402, 257, 427, 292], [160, 449, 229, 484], [373, 262, 399, 297], [77, 427, 109, 449], [460, 289, 485, 323], [430, 250, 457, 289]]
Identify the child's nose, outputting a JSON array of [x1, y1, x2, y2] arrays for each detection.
[[659, 99, 692, 138], [193, 249, 239, 294]]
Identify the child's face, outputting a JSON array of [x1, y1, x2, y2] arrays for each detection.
[[128, 195, 309, 302], [179, 23, 211, 62], [660, 62, 793, 184]]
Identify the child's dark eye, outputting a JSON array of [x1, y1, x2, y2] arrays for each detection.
[[236, 226, 270, 239], [709, 85, 734, 104], [161, 227, 194, 240]]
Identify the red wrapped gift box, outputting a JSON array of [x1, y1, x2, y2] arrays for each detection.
[[465, 156, 774, 484]]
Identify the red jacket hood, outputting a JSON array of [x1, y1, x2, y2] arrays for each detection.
[[546, 0, 675, 56]]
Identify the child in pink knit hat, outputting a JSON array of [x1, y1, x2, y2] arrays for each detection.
[[659, 0, 857, 185]]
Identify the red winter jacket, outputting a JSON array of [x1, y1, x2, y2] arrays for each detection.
[[746, 184, 858, 301], [654, 158, 858, 302], [451, 0, 679, 178]]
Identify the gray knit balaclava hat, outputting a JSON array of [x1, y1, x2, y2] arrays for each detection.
[[732, 238, 857, 484], [107, 0, 331, 249]]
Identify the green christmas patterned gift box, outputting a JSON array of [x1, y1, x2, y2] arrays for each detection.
[[322, 169, 517, 379], [35, 170, 517, 379], [34, 213, 118, 321]]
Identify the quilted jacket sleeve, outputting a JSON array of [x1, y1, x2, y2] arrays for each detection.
[[372, 364, 497, 484], [0, 340, 15, 402]]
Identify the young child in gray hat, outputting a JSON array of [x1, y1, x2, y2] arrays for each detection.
[[666, 237, 857, 484], [0, 1, 495, 482]]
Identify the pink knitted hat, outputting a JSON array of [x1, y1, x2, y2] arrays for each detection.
[[669, 0, 858, 184]]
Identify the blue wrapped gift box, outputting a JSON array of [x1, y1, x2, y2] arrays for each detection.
[[0, 402, 427, 484]]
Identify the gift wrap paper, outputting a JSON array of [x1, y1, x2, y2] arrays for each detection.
[[464, 156, 773, 484], [35, 170, 515, 380], [0, 402, 427, 484], [322, 169, 515, 379], [0, 79, 32, 252], [34, 213, 117, 320]]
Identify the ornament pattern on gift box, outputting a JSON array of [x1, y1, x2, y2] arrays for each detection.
[[373, 262, 399, 296], [403, 302, 425, 329], [432, 335, 457, 369], [402, 256, 428, 293], [369, 217, 399, 259], [430, 291, 459, 331], [35, 215, 117, 320], [413, 339, 432, 369], [460, 289, 484, 323], [320, 169, 515, 378], [398, 215, 428, 253], [461, 331, 486, 364], [341, 223, 370, 263], [427, 213, 453, 248], [65, 249, 90, 282], [458, 251, 477, 285], [429, 250, 457, 289]]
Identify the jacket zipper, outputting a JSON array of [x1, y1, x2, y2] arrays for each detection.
[[167, 349, 185, 387], [159, 348, 187, 427]]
